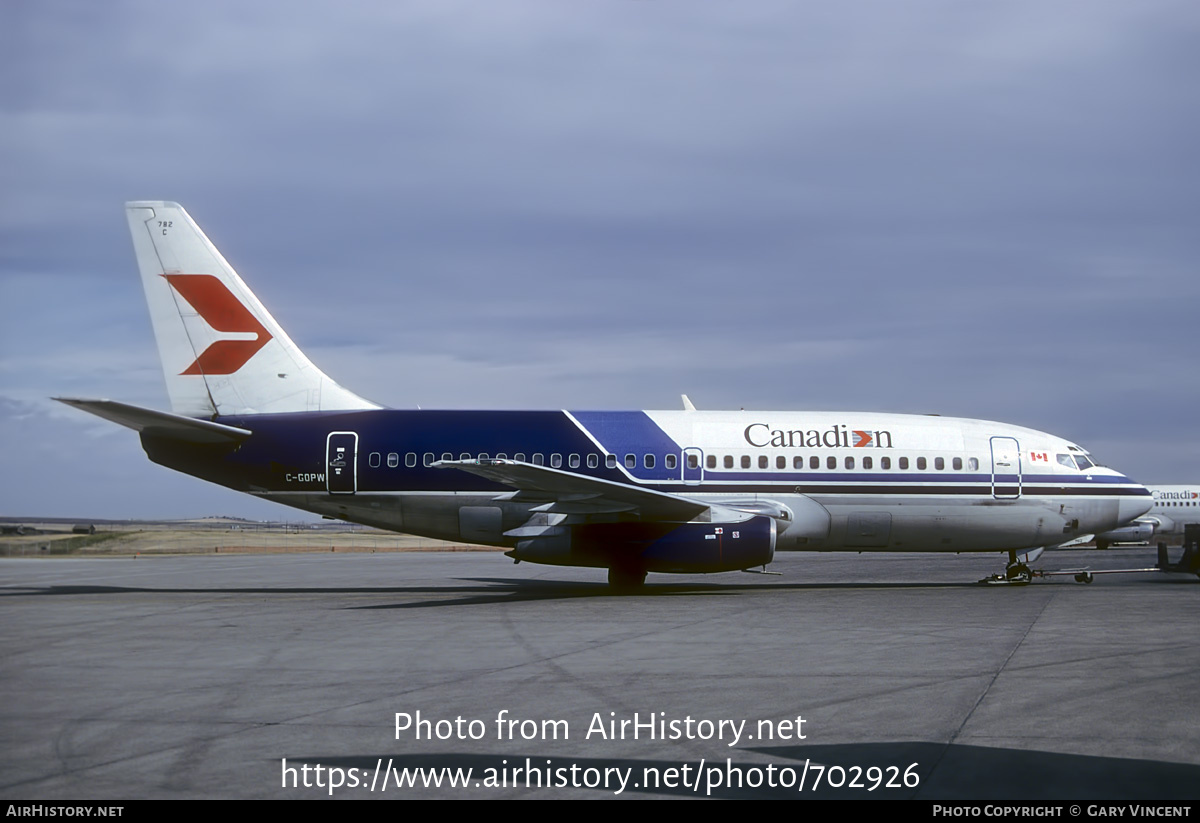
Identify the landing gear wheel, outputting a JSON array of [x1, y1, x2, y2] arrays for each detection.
[[1005, 563, 1032, 584], [1074, 572, 1094, 584], [607, 565, 647, 592]]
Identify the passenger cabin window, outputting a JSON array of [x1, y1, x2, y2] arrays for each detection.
[[845, 456, 854, 469], [776, 456, 786, 469], [953, 457, 962, 470], [588, 454, 599, 468], [899, 457, 909, 470], [369, 452, 381, 468], [514, 453, 526, 462], [742, 456, 752, 469], [645, 454, 656, 469], [968, 457, 979, 470], [423, 453, 435, 467], [606, 454, 617, 469], [550, 454, 562, 468], [935, 457, 944, 470], [863, 456, 873, 469], [687, 454, 699, 469], [917, 457, 926, 470], [725, 455, 734, 469], [460, 453, 471, 461], [625, 454, 636, 469], [881, 456, 891, 469], [793, 456, 803, 469], [827, 456, 836, 469], [477, 453, 489, 461], [406, 453, 417, 467], [758, 455, 768, 469], [441, 453, 453, 462], [706, 455, 716, 469], [569, 454, 580, 468], [810, 456, 819, 469], [664, 454, 676, 470], [533, 453, 544, 465]]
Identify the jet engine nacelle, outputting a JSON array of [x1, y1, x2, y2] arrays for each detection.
[[510, 514, 776, 573], [1094, 521, 1155, 548], [716, 495, 831, 540]]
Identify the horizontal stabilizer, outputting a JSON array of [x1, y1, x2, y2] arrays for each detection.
[[54, 398, 252, 444]]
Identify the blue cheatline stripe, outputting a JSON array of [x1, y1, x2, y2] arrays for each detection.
[[635, 483, 1147, 498]]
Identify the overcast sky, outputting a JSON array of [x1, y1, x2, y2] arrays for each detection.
[[2, 1, 1198, 520]]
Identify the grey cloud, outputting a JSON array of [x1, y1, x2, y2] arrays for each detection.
[[3, 1, 1198, 517]]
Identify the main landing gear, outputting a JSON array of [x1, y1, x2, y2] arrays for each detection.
[[607, 564, 647, 592]]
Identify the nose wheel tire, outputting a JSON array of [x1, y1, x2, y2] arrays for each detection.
[[1005, 563, 1032, 584]]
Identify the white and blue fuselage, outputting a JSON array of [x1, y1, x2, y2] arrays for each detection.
[[141, 407, 1150, 564]]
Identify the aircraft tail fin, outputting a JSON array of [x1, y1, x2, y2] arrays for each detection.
[[125, 201, 379, 418]]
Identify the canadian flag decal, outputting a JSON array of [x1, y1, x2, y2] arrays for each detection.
[[163, 274, 272, 375], [1030, 452, 1049, 462]]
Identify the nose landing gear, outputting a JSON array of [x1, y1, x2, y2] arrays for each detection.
[[982, 548, 1041, 586], [1005, 562, 1033, 584]]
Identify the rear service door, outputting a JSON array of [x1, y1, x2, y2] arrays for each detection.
[[326, 432, 358, 494]]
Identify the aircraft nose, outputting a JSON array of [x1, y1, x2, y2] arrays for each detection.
[[1118, 485, 1154, 523]]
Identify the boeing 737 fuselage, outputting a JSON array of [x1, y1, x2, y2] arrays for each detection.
[[58, 202, 1153, 587]]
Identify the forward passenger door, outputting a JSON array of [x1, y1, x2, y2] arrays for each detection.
[[990, 436, 1021, 499]]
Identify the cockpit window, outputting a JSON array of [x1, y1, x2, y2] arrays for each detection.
[[1058, 452, 1096, 470]]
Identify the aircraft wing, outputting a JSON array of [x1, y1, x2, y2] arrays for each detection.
[[54, 398, 252, 444], [433, 459, 714, 520]]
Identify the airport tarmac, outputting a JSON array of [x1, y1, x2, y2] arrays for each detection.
[[1, 547, 1197, 800]]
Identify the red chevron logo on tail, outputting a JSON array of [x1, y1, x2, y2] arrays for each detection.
[[162, 274, 272, 375]]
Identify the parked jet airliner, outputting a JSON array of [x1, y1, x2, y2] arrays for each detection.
[[1094, 486, 1200, 549], [57, 202, 1153, 587]]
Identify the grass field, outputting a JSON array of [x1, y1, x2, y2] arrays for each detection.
[[0, 520, 495, 556]]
